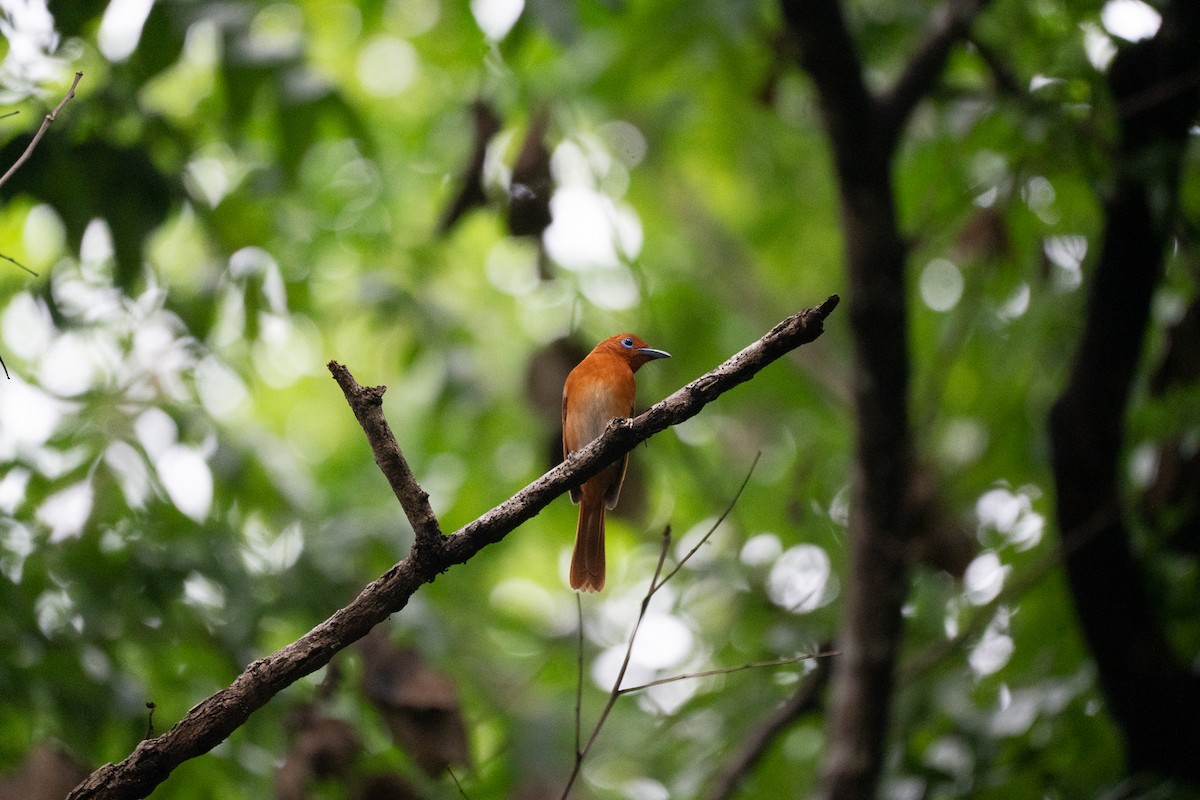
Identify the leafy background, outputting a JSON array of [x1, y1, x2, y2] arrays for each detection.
[[0, 0, 1196, 797]]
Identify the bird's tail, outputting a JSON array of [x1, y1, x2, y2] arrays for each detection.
[[570, 499, 606, 592]]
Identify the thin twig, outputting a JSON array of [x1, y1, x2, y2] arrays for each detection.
[[561, 527, 673, 799], [617, 652, 835, 695], [0, 71, 83, 190], [585, 530, 672, 762], [1, 251, 38, 276], [446, 766, 469, 799], [2, 75, 63, 378], [657, 451, 761, 589], [563, 454, 767, 797]]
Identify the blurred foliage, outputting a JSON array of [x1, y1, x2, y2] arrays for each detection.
[[0, 0, 1198, 798]]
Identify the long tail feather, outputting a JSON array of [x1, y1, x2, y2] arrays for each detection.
[[570, 499, 606, 592]]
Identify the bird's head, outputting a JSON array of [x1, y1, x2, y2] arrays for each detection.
[[599, 334, 671, 371]]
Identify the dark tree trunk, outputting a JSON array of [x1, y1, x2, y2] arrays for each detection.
[[1048, 0, 1200, 782], [781, 0, 991, 795]]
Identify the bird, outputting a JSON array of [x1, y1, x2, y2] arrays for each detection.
[[562, 334, 671, 591]]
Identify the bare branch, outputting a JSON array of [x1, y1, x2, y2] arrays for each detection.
[[0, 71, 82, 190], [328, 361, 444, 558], [67, 296, 839, 800]]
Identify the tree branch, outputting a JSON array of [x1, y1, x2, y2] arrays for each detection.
[[328, 362, 444, 559], [0, 71, 82, 191], [782, 0, 882, 181], [67, 296, 839, 800], [878, 0, 991, 146]]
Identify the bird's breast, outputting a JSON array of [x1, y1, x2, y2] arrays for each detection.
[[563, 362, 635, 451]]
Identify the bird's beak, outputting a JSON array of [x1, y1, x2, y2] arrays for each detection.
[[637, 347, 671, 360]]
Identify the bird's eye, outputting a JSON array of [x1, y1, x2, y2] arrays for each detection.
[[621, 337, 635, 348]]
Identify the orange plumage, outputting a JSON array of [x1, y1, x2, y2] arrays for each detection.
[[562, 334, 670, 591]]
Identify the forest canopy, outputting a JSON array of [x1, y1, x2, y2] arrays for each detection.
[[1, 0, 1198, 798]]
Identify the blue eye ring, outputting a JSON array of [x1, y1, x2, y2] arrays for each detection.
[[621, 337, 635, 348]]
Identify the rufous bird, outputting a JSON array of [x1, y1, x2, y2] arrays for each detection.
[[562, 334, 671, 591]]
